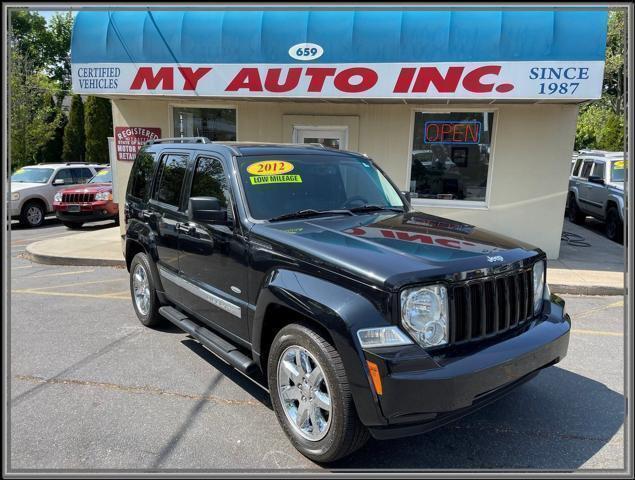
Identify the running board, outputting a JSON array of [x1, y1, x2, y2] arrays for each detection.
[[159, 306, 258, 376]]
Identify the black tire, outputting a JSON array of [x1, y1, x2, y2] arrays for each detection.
[[268, 323, 369, 463], [63, 221, 84, 229], [129, 252, 164, 327], [605, 207, 624, 243], [567, 194, 586, 224], [19, 200, 45, 228]]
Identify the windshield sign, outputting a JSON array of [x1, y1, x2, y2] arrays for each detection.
[[11, 167, 54, 184], [610, 160, 625, 182], [237, 155, 404, 220], [89, 168, 112, 183]]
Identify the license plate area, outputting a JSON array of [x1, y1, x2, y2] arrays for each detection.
[[67, 204, 81, 212]]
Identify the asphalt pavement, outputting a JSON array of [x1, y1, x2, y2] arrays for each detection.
[[7, 220, 627, 472]]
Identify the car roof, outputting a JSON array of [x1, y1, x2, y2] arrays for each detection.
[[144, 139, 367, 159], [26, 163, 104, 168]]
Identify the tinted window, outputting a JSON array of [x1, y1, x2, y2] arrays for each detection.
[[592, 162, 605, 179], [190, 156, 233, 222], [580, 161, 593, 179], [237, 155, 404, 220], [154, 154, 187, 207], [572, 158, 583, 176], [410, 111, 494, 202], [128, 151, 156, 200]]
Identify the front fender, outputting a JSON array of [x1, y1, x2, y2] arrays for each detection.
[[252, 269, 390, 427], [607, 192, 625, 220]]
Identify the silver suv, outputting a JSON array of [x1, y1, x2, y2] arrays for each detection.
[[10, 163, 105, 227], [567, 150, 626, 242]]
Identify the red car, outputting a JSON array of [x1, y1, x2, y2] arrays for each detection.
[[53, 167, 119, 229]]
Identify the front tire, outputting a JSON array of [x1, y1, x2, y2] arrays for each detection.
[[19, 201, 45, 228], [268, 323, 369, 463], [605, 207, 623, 243], [129, 252, 164, 327], [567, 194, 586, 224]]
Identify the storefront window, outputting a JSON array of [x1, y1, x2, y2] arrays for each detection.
[[409, 111, 495, 203], [172, 107, 236, 141]]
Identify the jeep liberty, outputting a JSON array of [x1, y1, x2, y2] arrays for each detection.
[[124, 138, 570, 462]]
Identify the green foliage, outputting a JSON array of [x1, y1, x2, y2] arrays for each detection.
[[84, 96, 113, 164], [575, 10, 625, 152], [62, 94, 85, 162]]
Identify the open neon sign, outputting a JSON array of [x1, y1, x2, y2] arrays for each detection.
[[424, 121, 481, 144]]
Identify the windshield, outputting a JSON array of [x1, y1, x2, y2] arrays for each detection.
[[11, 167, 54, 184], [89, 168, 112, 183], [236, 154, 405, 220], [610, 160, 625, 182]]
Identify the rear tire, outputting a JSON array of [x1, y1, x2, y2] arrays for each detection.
[[129, 252, 164, 327], [19, 201, 45, 228], [567, 194, 586, 224], [63, 221, 83, 229], [605, 207, 623, 243], [268, 323, 369, 463]]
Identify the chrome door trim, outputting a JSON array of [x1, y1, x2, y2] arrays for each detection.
[[158, 266, 241, 318]]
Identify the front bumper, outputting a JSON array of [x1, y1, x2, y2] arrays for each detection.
[[10, 200, 21, 217], [362, 298, 570, 439], [54, 201, 118, 223]]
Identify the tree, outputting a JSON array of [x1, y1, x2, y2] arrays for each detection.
[[47, 12, 74, 93], [84, 96, 113, 164], [62, 94, 85, 162]]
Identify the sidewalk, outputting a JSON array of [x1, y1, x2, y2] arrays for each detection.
[[23, 220, 626, 295], [548, 219, 625, 295], [25, 226, 125, 267]]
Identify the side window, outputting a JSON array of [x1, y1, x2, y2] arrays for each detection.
[[54, 168, 73, 184], [580, 160, 593, 179], [572, 158, 583, 176], [128, 151, 156, 200], [71, 168, 94, 184], [592, 162, 605, 179], [153, 154, 188, 207], [190, 156, 234, 222]]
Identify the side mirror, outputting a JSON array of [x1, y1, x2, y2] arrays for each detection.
[[588, 176, 605, 185], [401, 190, 412, 203], [53, 178, 65, 186], [188, 196, 226, 223]]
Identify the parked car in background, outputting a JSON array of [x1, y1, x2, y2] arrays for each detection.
[[568, 150, 626, 243], [10, 163, 105, 227], [53, 167, 118, 229]]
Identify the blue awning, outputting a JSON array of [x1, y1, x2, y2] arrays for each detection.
[[72, 9, 608, 64]]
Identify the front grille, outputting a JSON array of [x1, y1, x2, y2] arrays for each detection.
[[450, 268, 534, 345], [62, 192, 95, 203]]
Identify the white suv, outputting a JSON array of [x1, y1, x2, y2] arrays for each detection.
[[10, 163, 105, 227]]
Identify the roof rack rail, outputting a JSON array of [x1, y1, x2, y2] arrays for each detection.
[[145, 137, 211, 145]]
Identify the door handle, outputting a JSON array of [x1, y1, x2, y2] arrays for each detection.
[[141, 210, 153, 219]]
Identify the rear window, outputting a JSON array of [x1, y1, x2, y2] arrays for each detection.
[[128, 150, 155, 200]]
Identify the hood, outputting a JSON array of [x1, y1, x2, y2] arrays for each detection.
[[11, 182, 44, 192], [252, 211, 541, 290], [60, 183, 112, 193], [607, 181, 624, 191]]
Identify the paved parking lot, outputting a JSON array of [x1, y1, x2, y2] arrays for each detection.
[[8, 221, 626, 471]]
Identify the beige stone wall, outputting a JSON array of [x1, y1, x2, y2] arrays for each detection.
[[111, 97, 578, 258]]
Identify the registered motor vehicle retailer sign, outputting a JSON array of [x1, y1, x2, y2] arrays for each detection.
[[114, 127, 162, 161]]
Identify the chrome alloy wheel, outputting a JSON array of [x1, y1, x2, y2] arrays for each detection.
[[276, 345, 332, 441], [26, 205, 43, 226], [132, 264, 150, 316]]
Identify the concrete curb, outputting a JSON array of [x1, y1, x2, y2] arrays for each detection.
[[24, 244, 126, 268], [549, 283, 625, 296]]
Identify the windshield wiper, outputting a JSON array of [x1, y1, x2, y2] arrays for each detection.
[[349, 204, 405, 214], [269, 209, 354, 222]]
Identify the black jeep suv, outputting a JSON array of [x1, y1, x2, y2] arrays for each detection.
[[124, 138, 570, 462]]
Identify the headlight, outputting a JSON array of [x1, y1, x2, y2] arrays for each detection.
[[95, 191, 112, 201], [11, 192, 20, 201], [357, 326, 413, 349], [54, 192, 62, 202], [533, 260, 546, 314], [400, 285, 448, 348]]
